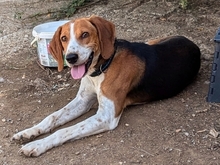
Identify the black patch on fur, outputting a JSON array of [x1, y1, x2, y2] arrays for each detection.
[[117, 36, 201, 102]]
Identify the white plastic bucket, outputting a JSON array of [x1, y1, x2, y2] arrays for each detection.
[[31, 21, 69, 67]]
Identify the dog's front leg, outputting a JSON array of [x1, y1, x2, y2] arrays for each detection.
[[18, 95, 121, 157], [12, 77, 96, 142]]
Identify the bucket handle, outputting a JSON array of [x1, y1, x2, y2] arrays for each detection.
[[31, 37, 38, 47]]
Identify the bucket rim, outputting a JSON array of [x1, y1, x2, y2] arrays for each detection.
[[32, 20, 69, 39]]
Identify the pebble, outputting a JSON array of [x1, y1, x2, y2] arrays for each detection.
[[181, 98, 185, 103], [0, 77, 4, 83], [184, 132, 189, 136], [2, 118, 6, 122], [96, 134, 103, 138], [75, 152, 80, 155], [204, 80, 210, 85], [168, 148, 173, 152], [176, 129, 182, 133]]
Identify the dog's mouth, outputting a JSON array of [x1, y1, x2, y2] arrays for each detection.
[[70, 52, 94, 79]]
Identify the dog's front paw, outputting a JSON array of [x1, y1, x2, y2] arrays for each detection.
[[12, 128, 40, 142], [19, 140, 46, 157]]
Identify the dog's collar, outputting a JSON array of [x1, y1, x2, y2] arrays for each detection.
[[90, 40, 118, 77]]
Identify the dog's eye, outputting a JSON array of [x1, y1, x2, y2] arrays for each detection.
[[81, 32, 89, 39], [61, 36, 67, 42]]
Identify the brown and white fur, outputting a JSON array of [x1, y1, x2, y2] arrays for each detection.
[[12, 16, 201, 157]]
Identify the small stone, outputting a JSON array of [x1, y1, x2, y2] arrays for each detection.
[[181, 98, 185, 103], [204, 80, 210, 85], [176, 129, 182, 133], [125, 123, 129, 127], [184, 132, 189, 136], [2, 118, 6, 122], [57, 75, 62, 79], [192, 114, 196, 117], [197, 40, 202, 44], [168, 148, 173, 152], [96, 134, 103, 138], [0, 77, 4, 83], [75, 152, 80, 155]]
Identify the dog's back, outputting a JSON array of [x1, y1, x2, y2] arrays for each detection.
[[119, 36, 201, 102]]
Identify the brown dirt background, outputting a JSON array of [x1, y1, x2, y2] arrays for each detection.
[[1, 0, 220, 164]]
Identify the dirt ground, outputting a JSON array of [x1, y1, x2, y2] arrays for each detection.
[[1, 0, 220, 164]]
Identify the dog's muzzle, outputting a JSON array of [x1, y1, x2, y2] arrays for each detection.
[[66, 53, 78, 65], [67, 52, 94, 80]]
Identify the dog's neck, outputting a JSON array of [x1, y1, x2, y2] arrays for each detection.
[[90, 39, 118, 77]]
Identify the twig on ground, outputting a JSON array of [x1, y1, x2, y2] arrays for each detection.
[[36, 60, 46, 71], [22, 0, 102, 20]]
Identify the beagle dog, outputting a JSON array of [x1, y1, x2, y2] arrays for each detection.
[[12, 16, 201, 156]]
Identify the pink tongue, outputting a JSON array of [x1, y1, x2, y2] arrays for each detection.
[[71, 64, 86, 79]]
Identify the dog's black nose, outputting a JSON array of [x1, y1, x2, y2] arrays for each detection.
[[66, 53, 78, 64]]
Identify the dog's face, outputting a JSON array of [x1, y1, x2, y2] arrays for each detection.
[[49, 16, 116, 79]]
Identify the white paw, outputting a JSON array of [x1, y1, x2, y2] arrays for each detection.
[[19, 140, 46, 157], [12, 128, 41, 142]]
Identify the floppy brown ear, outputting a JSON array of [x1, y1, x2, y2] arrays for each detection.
[[88, 16, 116, 59], [49, 26, 64, 72]]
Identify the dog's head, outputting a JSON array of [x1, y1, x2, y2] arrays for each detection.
[[49, 15, 116, 79]]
